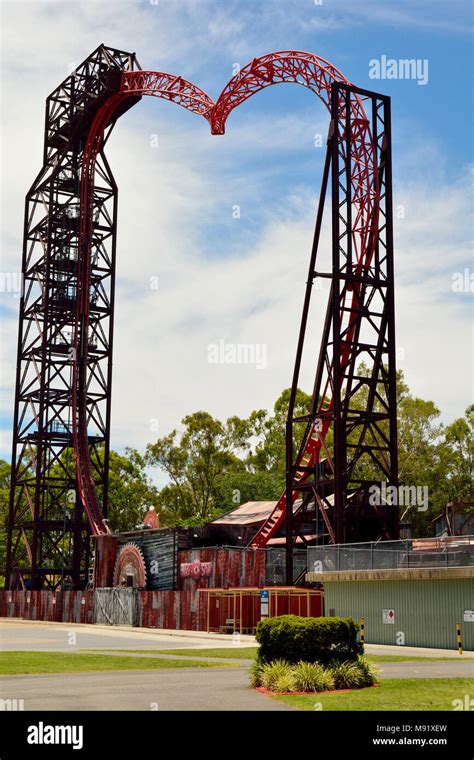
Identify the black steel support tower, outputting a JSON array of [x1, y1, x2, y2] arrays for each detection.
[[285, 83, 398, 581], [6, 45, 140, 590]]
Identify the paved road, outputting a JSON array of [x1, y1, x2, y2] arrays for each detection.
[[0, 668, 294, 711], [2, 620, 473, 711], [1, 658, 472, 712]]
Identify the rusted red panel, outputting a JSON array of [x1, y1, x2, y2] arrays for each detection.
[[178, 547, 266, 591], [136, 590, 207, 631], [0, 590, 96, 624], [60, 590, 95, 624], [93, 534, 118, 587], [0, 586, 320, 632]]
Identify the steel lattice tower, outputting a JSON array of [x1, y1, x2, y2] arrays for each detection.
[[6, 45, 141, 590]]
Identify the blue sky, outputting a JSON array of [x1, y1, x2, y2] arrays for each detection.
[[0, 0, 473, 473]]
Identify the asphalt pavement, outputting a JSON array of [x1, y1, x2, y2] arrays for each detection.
[[0, 667, 294, 711], [1, 619, 473, 712]]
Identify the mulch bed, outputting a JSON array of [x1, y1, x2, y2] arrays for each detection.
[[256, 684, 380, 696]]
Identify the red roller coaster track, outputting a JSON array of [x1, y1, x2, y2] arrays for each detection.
[[74, 50, 379, 543]]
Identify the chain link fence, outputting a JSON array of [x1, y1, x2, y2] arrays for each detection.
[[307, 536, 474, 573], [265, 549, 308, 585]]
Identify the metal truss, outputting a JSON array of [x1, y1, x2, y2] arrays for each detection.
[[6, 46, 141, 589]]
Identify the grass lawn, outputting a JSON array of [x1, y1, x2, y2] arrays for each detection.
[[272, 678, 473, 711], [0, 651, 238, 675], [84, 648, 457, 663], [85, 647, 259, 659]]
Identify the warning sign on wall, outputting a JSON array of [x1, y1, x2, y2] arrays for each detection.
[[463, 610, 474, 622], [383, 608, 395, 624]]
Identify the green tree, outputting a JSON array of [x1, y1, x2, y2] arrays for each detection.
[[239, 388, 313, 478], [146, 411, 242, 523], [434, 405, 474, 506], [106, 448, 159, 532], [214, 470, 284, 513]]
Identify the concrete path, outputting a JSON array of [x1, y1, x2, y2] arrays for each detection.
[[377, 660, 474, 679], [2, 619, 473, 657], [0, 619, 257, 652], [0, 668, 294, 711], [364, 642, 474, 659]]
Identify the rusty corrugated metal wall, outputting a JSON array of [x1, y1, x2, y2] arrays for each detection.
[[0, 549, 265, 630], [0, 589, 207, 630], [0, 590, 95, 624], [178, 547, 266, 590], [138, 590, 208, 630]]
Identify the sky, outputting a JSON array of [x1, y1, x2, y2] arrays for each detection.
[[0, 0, 473, 483]]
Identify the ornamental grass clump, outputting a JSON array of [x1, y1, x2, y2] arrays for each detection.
[[249, 660, 263, 688], [249, 632, 378, 693], [292, 661, 335, 693], [330, 660, 366, 690], [356, 655, 379, 686], [273, 672, 298, 693], [260, 659, 293, 691]]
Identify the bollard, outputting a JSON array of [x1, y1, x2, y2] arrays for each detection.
[[456, 622, 463, 655], [360, 617, 365, 644]]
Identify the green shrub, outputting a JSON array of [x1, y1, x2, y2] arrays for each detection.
[[293, 661, 335, 692], [330, 660, 365, 689], [357, 655, 379, 686], [249, 660, 263, 688], [260, 659, 293, 690], [256, 615, 362, 666]]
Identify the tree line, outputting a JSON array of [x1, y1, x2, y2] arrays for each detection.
[[0, 369, 472, 569]]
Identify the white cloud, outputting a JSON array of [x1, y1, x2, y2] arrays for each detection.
[[0, 0, 472, 476]]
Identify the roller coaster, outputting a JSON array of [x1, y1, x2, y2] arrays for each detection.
[[6, 45, 398, 590]]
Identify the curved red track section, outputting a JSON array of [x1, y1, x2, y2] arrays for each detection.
[[209, 52, 379, 547], [73, 73, 215, 535], [73, 52, 378, 544]]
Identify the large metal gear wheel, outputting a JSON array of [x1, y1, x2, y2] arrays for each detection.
[[143, 508, 159, 529], [113, 543, 147, 589]]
